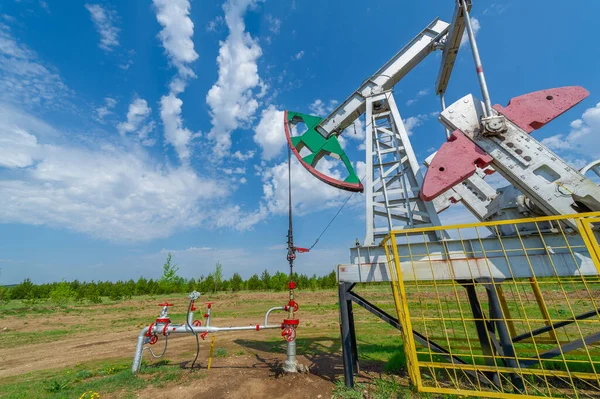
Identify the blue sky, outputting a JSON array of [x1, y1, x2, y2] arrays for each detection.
[[1, 0, 600, 284]]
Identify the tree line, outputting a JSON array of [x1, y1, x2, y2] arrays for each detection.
[[0, 253, 337, 304]]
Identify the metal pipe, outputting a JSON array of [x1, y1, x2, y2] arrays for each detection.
[[440, 94, 451, 140], [132, 323, 282, 373], [132, 327, 149, 373], [264, 306, 286, 326], [286, 339, 296, 366], [461, 0, 493, 117]]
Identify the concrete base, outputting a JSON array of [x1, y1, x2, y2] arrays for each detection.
[[282, 360, 309, 373]]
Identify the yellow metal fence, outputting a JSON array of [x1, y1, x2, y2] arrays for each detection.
[[382, 212, 600, 398]]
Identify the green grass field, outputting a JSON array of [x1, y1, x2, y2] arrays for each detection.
[[0, 285, 423, 399]]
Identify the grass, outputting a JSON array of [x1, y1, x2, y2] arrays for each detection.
[[214, 347, 228, 358], [4, 282, 598, 398], [0, 360, 154, 399], [0, 287, 412, 398]]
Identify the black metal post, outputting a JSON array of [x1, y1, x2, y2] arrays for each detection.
[[483, 279, 524, 392], [347, 296, 360, 374], [461, 280, 501, 387], [338, 282, 355, 387]]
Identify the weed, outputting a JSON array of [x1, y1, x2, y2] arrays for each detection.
[[215, 347, 228, 358], [371, 376, 406, 399], [79, 391, 100, 399], [44, 379, 70, 393], [75, 369, 94, 380], [235, 349, 245, 356], [384, 350, 407, 374], [152, 369, 182, 387], [332, 380, 365, 399]]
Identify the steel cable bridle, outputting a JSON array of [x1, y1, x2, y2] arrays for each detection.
[[287, 145, 295, 319], [306, 175, 365, 251]]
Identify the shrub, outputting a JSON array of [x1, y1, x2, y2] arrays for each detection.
[[49, 281, 76, 305]]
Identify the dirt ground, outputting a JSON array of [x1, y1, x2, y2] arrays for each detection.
[[0, 289, 398, 398]]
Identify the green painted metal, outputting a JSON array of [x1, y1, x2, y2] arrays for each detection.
[[287, 112, 360, 185]]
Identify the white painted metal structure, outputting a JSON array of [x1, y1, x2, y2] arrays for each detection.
[[364, 91, 442, 245], [316, 19, 450, 139], [440, 95, 600, 224]]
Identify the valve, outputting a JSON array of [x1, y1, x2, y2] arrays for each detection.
[[145, 322, 155, 337], [148, 334, 159, 345], [192, 320, 202, 327], [281, 327, 297, 342], [281, 318, 299, 342], [158, 302, 173, 307], [288, 300, 299, 312], [287, 281, 296, 290]]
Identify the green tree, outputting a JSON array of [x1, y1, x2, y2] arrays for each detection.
[[230, 273, 243, 292], [260, 269, 271, 290], [214, 262, 223, 292], [247, 274, 261, 290], [308, 274, 318, 291], [85, 283, 102, 304], [270, 271, 288, 291], [10, 278, 35, 300], [201, 274, 216, 293], [49, 281, 76, 305], [159, 253, 179, 293]]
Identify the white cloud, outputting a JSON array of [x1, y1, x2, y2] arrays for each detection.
[[160, 93, 196, 162], [294, 50, 304, 60], [39, 1, 50, 13], [153, 0, 199, 163], [343, 117, 366, 151], [309, 99, 338, 117], [404, 116, 423, 136], [0, 105, 233, 241], [460, 17, 480, 48], [541, 102, 600, 159], [483, 3, 509, 16], [266, 14, 281, 34], [85, 4, 120, 52], [253, 105, 285, 160], [117, 98, 156, 146], [0, 104, 268, 240], [206, 0, 265, 158], [210, 204, 267, 231], [222, 167, 246, 175], [152, 0, 199, 78], [406, 88, 430, 106], [95, 97, 117, 121], [0, 126, 40, 168], [117, 98, 151, 134], [261, 157, 364, 216], [233, 150, 255, 161], [206, 16, 224, 32], [0, 23, 70, 107]]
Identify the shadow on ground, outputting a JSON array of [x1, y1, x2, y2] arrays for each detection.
[[234, 336, 396, 383]]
